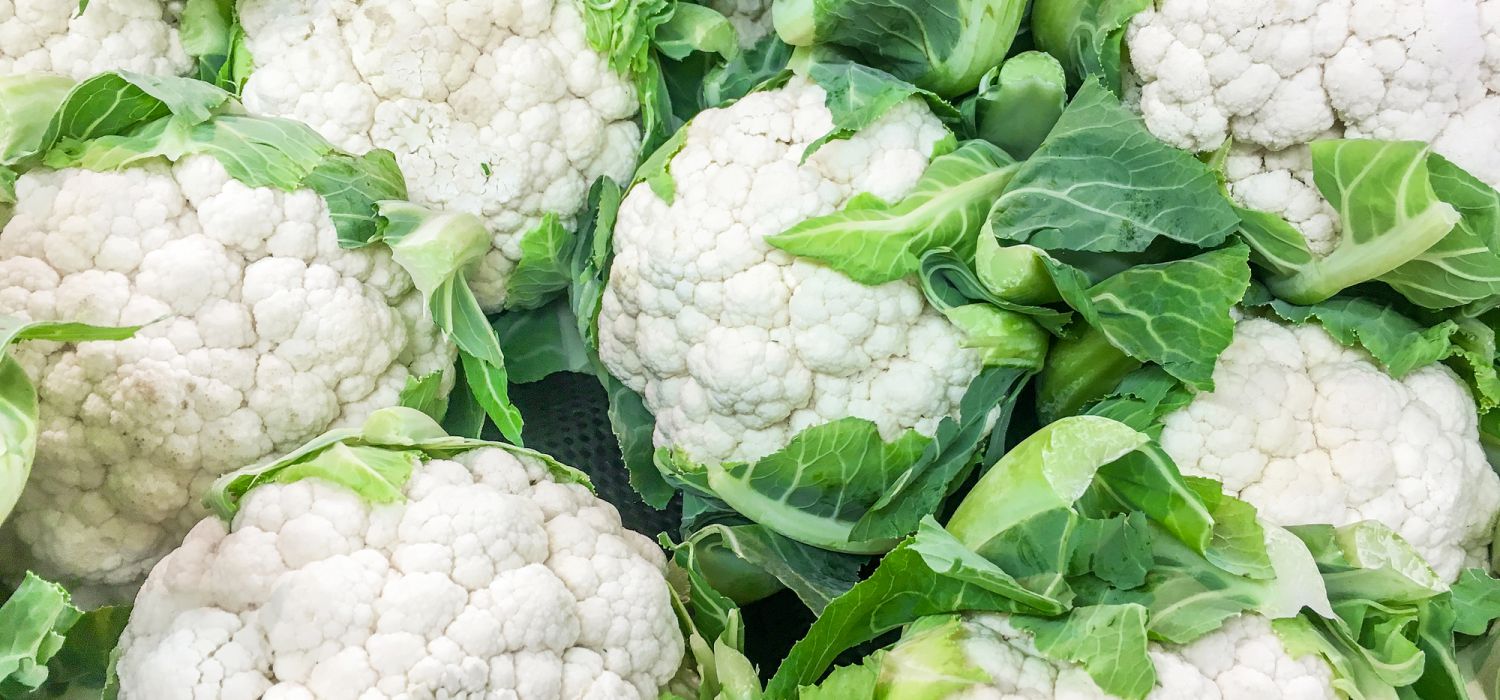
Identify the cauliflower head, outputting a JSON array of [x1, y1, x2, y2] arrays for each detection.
[[597, 77, 982, 464], [236, 0, 642, 311], [0, 0, 190, 79], [1126, 0, 1500, 245], [0, 155, 452, 588], [706, 0, 774, 46], [1157, 318, 1500, 582], [115, 446, 684, 700], [908, 614, 1335, 700]]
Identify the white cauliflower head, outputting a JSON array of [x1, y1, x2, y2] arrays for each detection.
[[906, 614, 1336, 700], [1157, 318, 1500, 582], [115, 445, 685, 700], [1126, 0, 1500, 246], [706, 0, 774, 46], [597, 77, 982, 464], [0, 155, 452, 588], [236, 0, 642, 311], [0, 0, 190, 79]]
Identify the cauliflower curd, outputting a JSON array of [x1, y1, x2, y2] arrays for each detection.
[[237, 0, 642, 310], [1126, 0, 1500, 246], [1159, 318, 1500, 582], [598, 78, 982, 464], [0, 0, 190, 79], [115, 446, 684, 699], [0, 156, 451, 588]]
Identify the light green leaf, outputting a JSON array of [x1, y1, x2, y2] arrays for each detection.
[[0, 574, 82, 696], [803, 58, 959, 156], [871, 617, 990, 699], [580, 0, 673, 76], [1014, 605, 1154, 700], [768, 140, 1019, 285], [0, 74, 73, 165], [504, 213, 574, 310], [680, 417, 933, 553], [989, 80, 1239, 254], [1029, 0, 1150, 92], [396, 371, 448, 423], [974, 237, 1062, 305], [800, 652, 881, 700], [305, 150, 408, 246], [459, 350, 524, 446], [654, 3, 739, 61], [375, 202, 490, 298], [1448, 569, 1500, 636], [774, 0, 1027, 97], [493, 299, 591, 384], [970, 51, 1068, 160]]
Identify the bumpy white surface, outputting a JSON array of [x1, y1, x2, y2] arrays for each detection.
[[236, 0, 641, 311], [1127, 0, 1500, 244], [597, 78, 980, 464], [706, 0, 774, 46], [0, 156, 451, 588], [1159, 319, 1500, 582], [115, 448, 684, 700], [0, 0, 189, 78], [949, 614, 1335, 700]]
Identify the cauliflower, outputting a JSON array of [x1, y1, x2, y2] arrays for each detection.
[[1157, 318, 1500, 582], [706, 0, 774, 46], [114, 409, 684, 699], [1125, 0, 1500, 246], [597, 77, 982, 464], [0, 155, 452, 589], [881, 614, 1336, 700], [0, 0, 190, 79], [235, 0, 642, 310]]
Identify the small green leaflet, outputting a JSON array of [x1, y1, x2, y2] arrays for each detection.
[[989, 80, 1239, 254], [504, 213, 574, 310], [803, 57, 959, 157], [1029, 0, 1151, 92], [1013, 605, 1155, 700], [687, 417, 931, 554], [0, 574, 82, 696], [396, 370, 448, 423], [1449, 569, 1500, 636], [1048, 244, 1251, 390], [767, 141, 1020, 285], [579, 0, 672, 76]]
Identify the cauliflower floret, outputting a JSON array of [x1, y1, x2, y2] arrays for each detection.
[[597, 77, 981, 464], [1127, 0, 1499, 250], [0, 156, 453, 590], [114, 447, 684, 700], [0, 0, 190, 79], [945, 614, 1336, 699], [705, 0, 774, 46], [235, 0, 641, 311], [1158, 318, 1500, 582]]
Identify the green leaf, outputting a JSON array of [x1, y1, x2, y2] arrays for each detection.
[[675, 417, 933, 553], [870, 617, 990, 699], [1014, 605, 1154, 700], [946, 415, 1148, 553], [803, 58, 959, 157], [654, 3, 739, 61], [1035, 322, 1142, 422], [917, 248, 1071, 333], [0, 75, 73, 165], [1084, 366, 1192, 433], [1029, 0, 1150, 92], [969, 51, 1068, 160], [702, 33, 794, 108], [800, 652, 881, 699], [205, 406, 587, 520], [940, 304, 1050, 370], [305, 150, 408, 246], [494, 299, 591, 384], [0, 574, 82, 696], [764, 537, 1059, 697], [1254, 141, 1470, 307], [179, 0, 241, 91], [1055, 244, 1250, 390], [774, 0, 1028, 97], [504, 214, 574, 310], [396, 371, 448, 423], [768, 140, 1019, 285], [851, 366, 1030, 542], [683, 523, 865, 613], [1256, 295, 1464, 378], [1449, 569, 1500, 636], [989, 80, 1239, 254], [580, 0, 673, 76], [974, 237, 1062, 305], [459, 351, 524, 446], [632, 122, 690, 204], [38, 603, 128, 693]]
